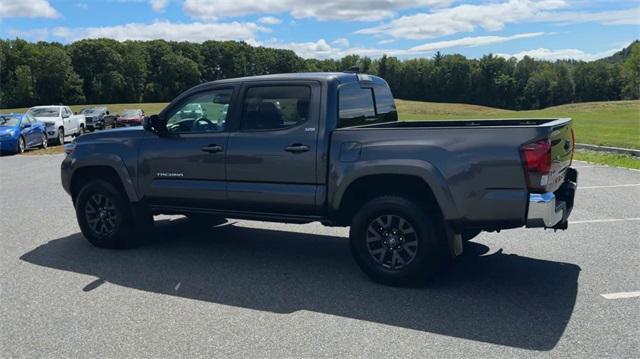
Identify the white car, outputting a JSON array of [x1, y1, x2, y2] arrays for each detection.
[[27, 106, 86, 145]]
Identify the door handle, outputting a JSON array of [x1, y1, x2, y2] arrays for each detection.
[[201, 144, 224, 153], [284, 144, 310, 153]]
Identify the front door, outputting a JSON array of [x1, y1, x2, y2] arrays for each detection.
[[138, 87, 235, 209], [226, 82, 321, 214]]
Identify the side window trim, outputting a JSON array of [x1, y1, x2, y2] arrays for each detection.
[[239, 84, 312, 132]]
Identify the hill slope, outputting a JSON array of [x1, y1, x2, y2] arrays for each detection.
[[599, 40, 639, 63]]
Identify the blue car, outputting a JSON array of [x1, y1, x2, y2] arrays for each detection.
[[0, 113, 48, 154]]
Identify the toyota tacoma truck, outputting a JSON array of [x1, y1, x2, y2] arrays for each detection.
[[61, 72, 578, 286]]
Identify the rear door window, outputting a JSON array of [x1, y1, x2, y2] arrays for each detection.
[[241, 86, 310, 131]]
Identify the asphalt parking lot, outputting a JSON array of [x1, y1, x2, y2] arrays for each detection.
[[1, 154, 638, 358]]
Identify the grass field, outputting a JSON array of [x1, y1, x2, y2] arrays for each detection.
[[397, 100, 640, 149], [3, 99, 639, 149]]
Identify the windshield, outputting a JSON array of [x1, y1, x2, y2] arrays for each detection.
[[122, 110, 139, 116], [84, 109, 103, 115], [28, 108, 59, 117], [0, 115, 21, 126]]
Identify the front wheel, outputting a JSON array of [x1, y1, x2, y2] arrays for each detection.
[[17, 136, 26, 154], [75, 180, 152, 249], [40, 133, 48, 149], [349, 195, 447, 286], [55, 128, 64, 145]]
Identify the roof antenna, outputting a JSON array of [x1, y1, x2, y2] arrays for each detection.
[[344, 66, 360, 74]]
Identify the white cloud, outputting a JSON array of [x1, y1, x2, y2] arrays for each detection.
[[50, 21, 268, 43], [7, 28, 50, 41], [332, 38, 350, 48], [257, 39, 421, 59], [183, 0, 452, 21], [496, 47, 622, 61], [0, 0, 60, 18], [410, 32, 546, 52], [149, 0, 169, 12], [258, 16, 282, 25], [356, 0, 568, 39], [535, 8, 640, 26]]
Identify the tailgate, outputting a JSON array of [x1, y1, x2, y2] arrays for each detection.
[[547, 118, 574, 192]]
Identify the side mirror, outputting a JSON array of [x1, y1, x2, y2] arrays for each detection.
[[22, 123, 31, 128], [106, 111, 110, 115], [144, 114, 167, 136]]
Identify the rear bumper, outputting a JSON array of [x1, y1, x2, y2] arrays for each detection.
[[526, 168, 578, 229]]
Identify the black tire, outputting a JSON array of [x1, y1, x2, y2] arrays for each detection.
[[79, 124, 86, 136], [40, 133, 48, 149], [75, 179, 153, 249], [349, 195, 447, 286], [55, 128, 64, 145], [17, 136, 26, 154]]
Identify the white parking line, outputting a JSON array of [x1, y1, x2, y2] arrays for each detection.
[[601, 291, 640, 299], [580, 184, 640, 189], [570, 218, 640, 224]]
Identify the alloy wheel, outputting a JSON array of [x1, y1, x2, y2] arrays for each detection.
[[366, 214, 419, 270], [85, 193, 119, 237]]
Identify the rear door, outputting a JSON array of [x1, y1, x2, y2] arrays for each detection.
[[138, 87, 236, 208], [225, 82, 321, 214]]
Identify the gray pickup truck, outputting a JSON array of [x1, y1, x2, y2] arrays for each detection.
[[62, 72, 578, 285]]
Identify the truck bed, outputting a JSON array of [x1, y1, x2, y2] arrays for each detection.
[[330, 117, 574, 230], [348, 118, 570, 129]]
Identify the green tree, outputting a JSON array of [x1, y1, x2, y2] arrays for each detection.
[[622, 43, 640, 99], [13, 65, 35, 106]]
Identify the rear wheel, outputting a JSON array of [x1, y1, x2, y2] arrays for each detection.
[[75, 179, 153, 249], [349, 195, 447, 286]]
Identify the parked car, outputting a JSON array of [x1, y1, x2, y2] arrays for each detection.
[[116, 109, 145, 127], [62, 72, 578, 286], [27, 106, 86, 145], [0, 113, 48, 154], [81, 107, 116, 130]]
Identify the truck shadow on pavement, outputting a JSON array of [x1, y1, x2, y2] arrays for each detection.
[[20, 218, 580, 351]]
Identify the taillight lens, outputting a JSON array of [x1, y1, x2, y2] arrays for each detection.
[[521, 139, 551, 191], [521, 139, 551, 174]]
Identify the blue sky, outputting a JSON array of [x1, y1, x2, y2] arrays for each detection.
[[1, 0, 638, 60]]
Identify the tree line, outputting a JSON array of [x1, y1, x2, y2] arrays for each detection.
[[1, 38, 638, 110]]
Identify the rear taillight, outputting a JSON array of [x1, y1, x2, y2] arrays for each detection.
[[520, 139, 551, 191]]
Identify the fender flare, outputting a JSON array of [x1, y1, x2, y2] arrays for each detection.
[[330, 159, 460, 221], [70, 154, 139, 202]]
